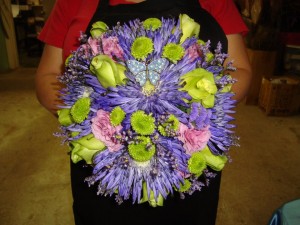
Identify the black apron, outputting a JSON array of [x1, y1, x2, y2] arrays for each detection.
[[71, 1, 227, 224]]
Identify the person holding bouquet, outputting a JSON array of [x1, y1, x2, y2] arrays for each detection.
[[35, 0, 252, 225]]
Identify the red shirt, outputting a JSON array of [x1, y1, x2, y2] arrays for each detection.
[[39, 0, 248, 60]]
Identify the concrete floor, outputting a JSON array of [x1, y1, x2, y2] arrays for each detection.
[[0, 67, 299, 225]]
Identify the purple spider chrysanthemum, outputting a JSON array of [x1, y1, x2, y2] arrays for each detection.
[[208, 91, 238, 155], [86, 137, 189, 204]]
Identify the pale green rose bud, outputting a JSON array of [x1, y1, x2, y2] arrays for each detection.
[[90, 55, 126, 88], [65, 54, 73, 67], [57, 108, 73, 126], [201, 146, 228, 171], [180, 68, 217, 108], [90, 21, 108, 38], [140, 182, 164, 207], [179, 14, 200, 43], [116, 63, 127, 85], [70, 134, 105, 164]]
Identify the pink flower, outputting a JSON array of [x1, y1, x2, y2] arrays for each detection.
[[102, 37, 124, 60], [185, 43, 200, 62], [88, 37, 101, 54], [177, 123, 211, 155], [91, 110, 123, 152], [81, 37, 102, 56]]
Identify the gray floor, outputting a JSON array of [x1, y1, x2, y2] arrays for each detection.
[[0, 67, 300, 225]]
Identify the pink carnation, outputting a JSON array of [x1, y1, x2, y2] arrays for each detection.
[[102, 36, 124, 60], [81, 37, 102, 56], [185, 43, 201, 62], [177, 123, 211, 155], [91, 110, 123, 152], [88, 37, 101, 54]]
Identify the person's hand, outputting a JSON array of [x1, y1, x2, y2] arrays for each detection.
[[225, 34, 252, 102], [35, 45, 64, 116]]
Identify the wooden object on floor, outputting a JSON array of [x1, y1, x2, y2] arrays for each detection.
[[245, 49, 277, 105], [259, 76, 300, 116]]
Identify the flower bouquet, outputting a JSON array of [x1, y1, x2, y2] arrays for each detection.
[[57, 14, 238, 207]]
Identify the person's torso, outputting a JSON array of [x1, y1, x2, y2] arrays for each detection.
[[87, 0, 228, 52]]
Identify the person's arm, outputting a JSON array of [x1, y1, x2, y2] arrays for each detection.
[[225, 33, 252, 102], [35, 45, 64, 115]]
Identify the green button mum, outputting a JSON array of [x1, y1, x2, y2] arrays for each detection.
[[188, 151, 207, 176], [131, 111, 155, 135], [128, 136, 155, 162], [70, 97, 91, 123], [110, 106, 126, 126], [162, 43, 185, 63], [131, 37, 154, 60], [143, 18, 162, 31]]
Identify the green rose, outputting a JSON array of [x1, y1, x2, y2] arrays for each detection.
[[201, 146, 228, 171], [179, 14, 200, 43], [90, 21, 108, 38], [140, 182, 164, 207], [180, 68, 218, 108], [90, 55, 126, 88], [70, 134, 105, 164], [57, 108, 73, 126]]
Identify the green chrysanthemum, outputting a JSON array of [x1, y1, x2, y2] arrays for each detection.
[[131, 111, 155, 135], [70, 97, 91, 123], [178, 179, 191, 192], [188, 151, 207, 175], [162, 43, 185, 63], [110, 106, 126, 126], [128, 136, 155, 162], [158, 125, 166, 136], [158, 114, 179, 136], [131, 37, 154, 60], [143, 18, 162, 31]]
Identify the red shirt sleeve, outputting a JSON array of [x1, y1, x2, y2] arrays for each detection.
[[39, 0, 99, 59], [38, 0, 81, 48], [199, 0, 248, 35]]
